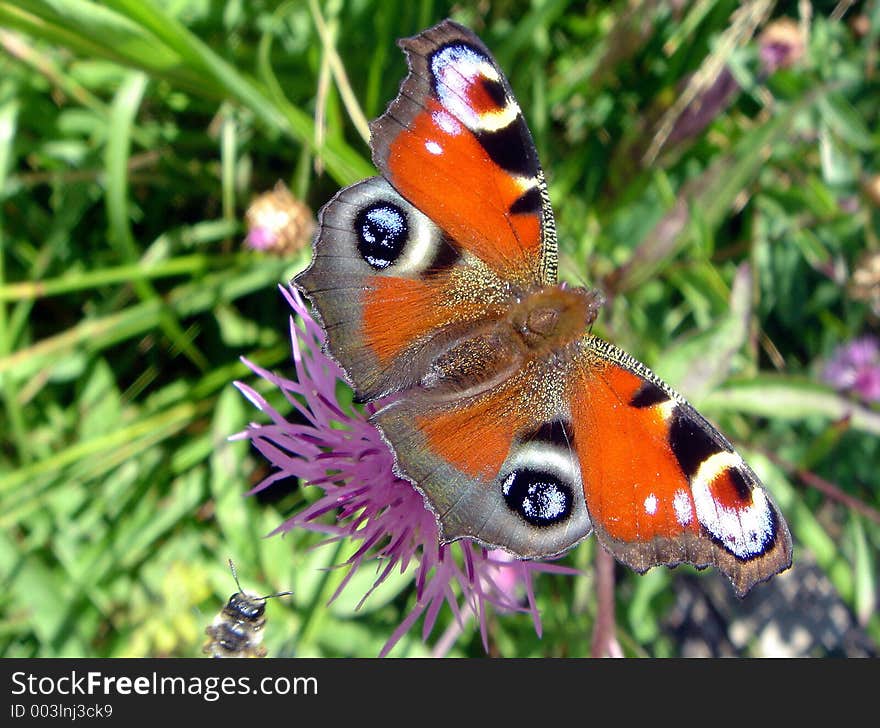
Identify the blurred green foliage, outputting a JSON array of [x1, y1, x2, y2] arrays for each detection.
[[0, 0, 878, 657]]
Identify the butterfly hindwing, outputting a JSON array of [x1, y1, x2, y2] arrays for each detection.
[[374, 368, 594, 559], [370, 20, 558, 284], [374, 330, 792, 595]]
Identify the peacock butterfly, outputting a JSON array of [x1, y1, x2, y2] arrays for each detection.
[[295, 19, 792, 596]]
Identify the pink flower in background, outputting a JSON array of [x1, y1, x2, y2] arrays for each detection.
[[232, 286, 573, 656], [243, 225, 276, 251], [822, 335, 880, 403]]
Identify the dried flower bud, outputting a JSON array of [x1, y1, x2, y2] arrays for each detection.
[[244, 182, 315, 256], [759, 18, 805, 74], [850, 15, 870, 39]]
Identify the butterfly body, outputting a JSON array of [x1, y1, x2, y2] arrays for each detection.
[[296, 20, 792, 596]]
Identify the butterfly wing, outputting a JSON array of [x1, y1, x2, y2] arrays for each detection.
[[296, 177, 513, 400], [374, 332, 791, 595], [370, 19, 558, 284], [296, 19, 557, 399], [570, 336, 792, 596], [374, 363, 594, 559]]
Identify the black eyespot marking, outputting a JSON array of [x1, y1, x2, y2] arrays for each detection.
[[670, 408, 730, 479], [630, 380, 670, 409], [502, 469, 573, 527], [480, 76, 508, 108], [728, 467, 752, 501], [354, 202, 408, 269], [477, 117, 539, 177], [509, 187, 542, 216]]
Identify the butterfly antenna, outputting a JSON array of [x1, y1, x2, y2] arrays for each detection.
[[568, 260, 591, 290]]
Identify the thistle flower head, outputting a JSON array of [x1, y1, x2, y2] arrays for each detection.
[[232, 286, 573, 655]]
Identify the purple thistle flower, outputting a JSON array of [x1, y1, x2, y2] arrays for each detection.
[[822, 335, 880, 403], [231, 285, 575, 656]]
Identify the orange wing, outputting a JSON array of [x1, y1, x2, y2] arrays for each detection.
[[297, 21, 559, 401], [374, 366, 594, 560], [370, 20, 557, 284], [570, 336, 792, 596]]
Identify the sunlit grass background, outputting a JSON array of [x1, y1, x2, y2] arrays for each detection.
[[1, 0, 878, 657]]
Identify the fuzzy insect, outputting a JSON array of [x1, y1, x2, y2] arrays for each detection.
[[203, 560, 292, 658]]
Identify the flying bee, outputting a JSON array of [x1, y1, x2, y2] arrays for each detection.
[[203, 559, 292, 658]]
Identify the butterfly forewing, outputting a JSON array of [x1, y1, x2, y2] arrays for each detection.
[[370, 20, 558, 285], [297, 177, 511, 401], [571, 336, 792, 596]]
